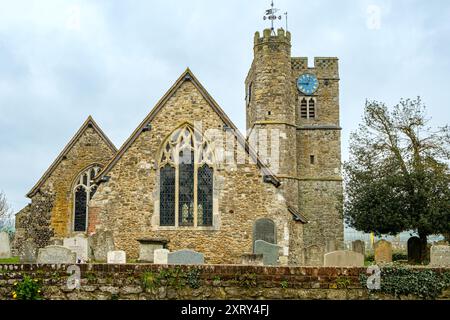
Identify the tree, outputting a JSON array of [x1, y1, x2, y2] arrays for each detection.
[[0, 191, 14, 232], [344, 98, 450, 262]]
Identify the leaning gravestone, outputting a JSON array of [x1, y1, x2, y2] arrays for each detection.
[[0, 232, 11, 259], [63, 235, 89, 262], [89, 230, 115, 262], [107, 250, 126, 264], [37, 246, 77, 264], [154, 249, 170, 264], [253, 218, 275, 250], [430, 245, 450, 267], [19, 238, 38, 263], [324, 250, 364, 267], [352, 240, 365, 256], [407, 237, 422, 264], [167, 249, 204, 265], [374, 240, 392, 264], [254, 240, 281, 266]]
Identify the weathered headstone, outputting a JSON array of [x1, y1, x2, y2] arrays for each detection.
[[36, 246, 77, 264], [89, 230, 115, 262], [304, 245, 324, 266], [0, 232, 11, 259], [154, 249, 170, 264], [240, 254, 264, 266], [324, 250, 364, 267], [137, 238, 168, 263], [253, 218, 275, 250], [63, 235, 89, 262], [352, 240, 365, 256], [407, 237, 422, 264], [254, 240, 281, 266], [19, 238, 37, 263], [107, 250, 126, 264], [430, 245, 450, 267], [374, 240, 392, 264], [167, 249, 204, 265]]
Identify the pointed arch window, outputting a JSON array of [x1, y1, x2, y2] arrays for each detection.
[[159, 125, 214, 227], [73, 165, 102, 232], [300, 97, 317, 119]]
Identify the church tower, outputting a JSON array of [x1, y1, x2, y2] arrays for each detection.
[[246, 26, 344, 265]]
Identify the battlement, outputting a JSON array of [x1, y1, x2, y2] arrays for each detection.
[[292, 57, 339, 79], [254, 28, 291, 46]]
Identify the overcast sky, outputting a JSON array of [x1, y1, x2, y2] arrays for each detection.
[[1, 0, 449, 213]]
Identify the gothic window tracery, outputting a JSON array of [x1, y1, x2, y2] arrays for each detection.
[[159, 125, 214, 228], [73, 165, 102, 232]]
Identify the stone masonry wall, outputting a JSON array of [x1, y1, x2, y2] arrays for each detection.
[[40, 125, 115, 238], [90, 79, 298, 264], [1, 264, 449, 300]]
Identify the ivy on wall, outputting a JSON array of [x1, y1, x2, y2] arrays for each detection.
[[360, 266, 450, 299]]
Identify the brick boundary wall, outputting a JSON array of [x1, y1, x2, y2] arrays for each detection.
[[0, 264, 449, 300]]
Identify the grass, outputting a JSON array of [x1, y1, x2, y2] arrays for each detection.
[[0, 256, 20, 264]]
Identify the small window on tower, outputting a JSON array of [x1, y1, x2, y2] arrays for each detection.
[[310, 155, 315, 165], [247, 82, 253, 106], [268, 111, 272, 116], [309, 98, 316, 119], [300, 97, 317, 119], [300, 98, 308, 118]]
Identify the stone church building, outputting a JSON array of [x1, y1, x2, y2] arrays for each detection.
[[15, 28, 343, 265]]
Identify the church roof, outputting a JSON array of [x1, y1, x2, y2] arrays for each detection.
[[95, 68, 281, 187], [26, 116, 117, 198]]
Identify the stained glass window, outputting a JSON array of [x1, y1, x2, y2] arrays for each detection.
[[74, 186, 87, 232], [73, 165, 102, 232], [159, 124, 214, 228], [179, 149, 194, 226], [198, 165, 213, 226], [160, 164, 175, 226]]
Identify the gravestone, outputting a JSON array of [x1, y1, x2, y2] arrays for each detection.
[[253, 219, 275, 250], [137, 238, 168, 263], [0, 232, 11, 259], [430, 245, 450, 267], [63, 235, 89, 262], [240, 254, 264, 266], [352, 240, 365, 256], [407, 237, 422, 264], [374, 240, 392, 264], [167, 249, 204, 265], [36, 246, 77, 264], [107, 250, 126, 264], [154, 249, 170, 264], [304, 245, 324, 266], [254, 240, 281, 266], [19, 238, 38, 263], [324, 250, 364, 267], [89, 230, 115, 262]]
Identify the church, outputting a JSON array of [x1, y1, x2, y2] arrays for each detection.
[[14, 27, 343, 266]]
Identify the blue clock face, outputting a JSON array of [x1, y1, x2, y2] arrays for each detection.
[[297, 73, 319, 95]]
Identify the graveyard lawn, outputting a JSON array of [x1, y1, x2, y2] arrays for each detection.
[[0, 257, 19, 264]]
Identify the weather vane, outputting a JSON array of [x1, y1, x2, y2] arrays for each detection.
[[263, 1, 283, 34]]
